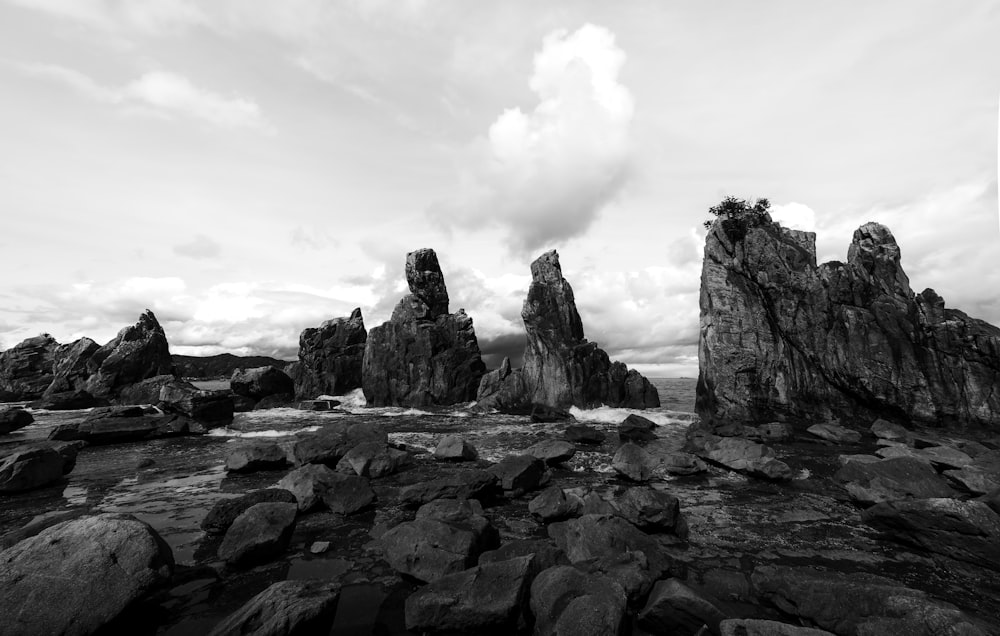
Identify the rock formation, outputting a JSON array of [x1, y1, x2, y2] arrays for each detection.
[[477, 250, 659, 410], [83, 310, 176, 399], [697, 216, 1000, 429], [0, 334, 58, 400], [287, 308, 366, 398], [362, 249, 486, 407]]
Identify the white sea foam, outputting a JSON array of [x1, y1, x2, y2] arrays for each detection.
[[568, 405, 686, 427], [207, 426, 320, 438]]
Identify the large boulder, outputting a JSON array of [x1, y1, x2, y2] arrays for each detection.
[[83, 310, 176, 400], [290, 307, 367, 399], [697, 217, 1000, 428], [399, 469, 500, 506], [0, 334, 58, 399], [208, 580, 341, 636], [158, 378, 234, 427], [476, 251, 659, 411], [637, 578, 729, 635], [230, 366, 294, 402], [48, 409, 199, 444], [277, 464, 375, 514], [0, 407, 33, 434], [834, 456, 955, 505], [225, 441, 289, 473], [201, 488, 298, 535], [362, 249, 486, 407], [0, 513, 174, 636], [286, 421, 387, 466], [217, 502, 298, 567], [612, 443, 655, 482], [699, 437, 792, 480], [487, 454, 546, 493], [751, 565, 988, 635], [404, 556, 534, 633], [29, 389, 103, 411], [861, 497, 1000, 566], [530, 565, 627, 636], [336, 441, 409, 478], [0, 442, 78, 493], [547, 514, 677, 579]]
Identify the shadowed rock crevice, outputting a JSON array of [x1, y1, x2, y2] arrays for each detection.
[[697, 215, 1000, 428]]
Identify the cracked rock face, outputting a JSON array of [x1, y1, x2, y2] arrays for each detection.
[[289, 308, 367, 399], [697, 215, 1000, 428]]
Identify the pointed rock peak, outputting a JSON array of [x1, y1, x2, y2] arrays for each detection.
[[137, 309, 165, 332], [349, 307, 363, 320], [847, 222, 911, 296], [530, 250, 564, 284], [405, 248, 449, 316]]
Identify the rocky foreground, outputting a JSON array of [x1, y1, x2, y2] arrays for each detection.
[[2, 396, 999, 635]]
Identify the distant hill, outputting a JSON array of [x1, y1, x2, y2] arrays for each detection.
[[172, 353, 292, 379]]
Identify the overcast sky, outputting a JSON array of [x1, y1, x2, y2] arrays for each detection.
[[2, 1, 998, 377]]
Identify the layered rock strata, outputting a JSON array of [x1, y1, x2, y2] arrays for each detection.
[[477, 250, 659, 410], [697, 217, 1000, 428], [362, 249, 486, 407], [287, 308, 366, 398]]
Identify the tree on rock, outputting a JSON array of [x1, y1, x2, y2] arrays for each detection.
[[703, 196, 771, 238]]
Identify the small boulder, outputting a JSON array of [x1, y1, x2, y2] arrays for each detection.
[[701, 437, 792, 480], [613, 486, 687, 537], [159, 380, 234, 427], [662, 452, 708, 476], [208, 580, 341, 636], [336, 441, 408, 478], [529, 487, 584, 522], [547, 514, 677, 579], [201, 488, 298, 535], [487, 454, 546, 493], [404, 556, 534, 633], [0, 443, 74, 493], [920, 445, 974, 471], [834, 456, 954, 505], [400, 469, 500, 506], [612, 443, 654, 482], [0, 407, 33, 434], [224, 441, 287, 473], [619, 414, 657, 443], [944, 466, 1000, 495], [564, 424, 606, 445], [637, 578, 728, 635], [531, 404, 572, 423], [434, 435, 478, 461], [806, 423, 862, 444], [230, 366, 295, 401], [277, 464, 341, 511], [379, 519, 480, 583], [525, 439, 577, 465], [217, 502, 298, 567], [870, 418, 909, 442]]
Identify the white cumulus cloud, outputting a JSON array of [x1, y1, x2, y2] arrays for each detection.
[[770, 202, 817, 232], [430, 23, 634, 254]]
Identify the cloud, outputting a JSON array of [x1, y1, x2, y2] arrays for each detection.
[[770, 202, 817, 232], [429, 23, 634, 254], [172, 234, 222, 259], [17, 63, 267, 130], [4, 0, 209, 34]]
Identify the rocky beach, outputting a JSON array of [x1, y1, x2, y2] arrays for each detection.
[[1, 229, 999, 636]]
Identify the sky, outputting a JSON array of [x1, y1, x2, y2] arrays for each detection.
[[1, 1, 999, 378]]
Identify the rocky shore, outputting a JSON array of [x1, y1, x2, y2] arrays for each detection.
[[1, 233, 999, 635]]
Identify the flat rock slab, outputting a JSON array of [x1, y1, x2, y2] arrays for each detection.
[[404, 556, 534, 633], [218, 502, 298, 567], [201, 488, 297, 535], [834, 456, 954, 505], [225, 441, 288, 473], [0, 513, 174, 636], [806, 423, 862, 444], [399, 469, 499, 506], [208, 579, 341, 636], [525, 439, 577, 465]]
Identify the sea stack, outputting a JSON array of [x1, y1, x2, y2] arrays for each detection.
[[477, 250, 659, 410], [362, 249, 486, 407], [287, 308, 367, 399], [697, 215, 1000, 428]]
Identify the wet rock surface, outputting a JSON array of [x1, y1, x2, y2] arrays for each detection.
[[289, 308, 367, 400]]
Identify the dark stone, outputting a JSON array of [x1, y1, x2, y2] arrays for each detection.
[[158, 378, 234, 427], [0, 334, 58, 400], [662, 452, 708, 476], [362, 249, 486, 407], [806, 422, 862, 444], [336, 441, 408, 478], [525, 439, 577, 465], [619, 414, 657, 443], [699, 437, 792, 481], [565, 424, 606, 444], [612, 486, 687, 537], [0, 407, 33, 434], [230, 365, 294, 401], [208, 580, 341, 636], [547, 514, 678, 580], [433, 435, 478, 461], [201, 488, 298, 535], [697, 219, 1000, 429], [290, 308, 367, 399], [751, 565, 987, 635], [530, 565, 627, 636], [400, 469, 500, 506], [638, 578, 729, 635], [217, 502, 298, 567], [720, 619, 834, 636], [487, 454, 546, 493], [404, 556, 534, 633], [252, 393, 295, 410], [531, 405, 572, 423], [225, 441, 288, 473], [287, 422, 387, 467], [276, 464, 375, 514], [0, 513, 173, 636], [379, 519, 480, 583], [479, 539, 568, 572], [48, 412, 199, 445], [44, 337, 100, 396], [834, 456, 955, 505], [861, 497, 1000, 566], [477, 250, 659, 411], [612, 443, 654, 482], [0, 443, 74, 493], [529, 487, 584, 522]]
